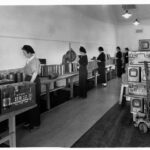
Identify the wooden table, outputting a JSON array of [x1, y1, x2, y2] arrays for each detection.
[[105, 65, 116, 82], [40, 72, 101, 110], [40, 73, 79, 110], [94, 65, 116, 84], [0, 104, 37, 147]]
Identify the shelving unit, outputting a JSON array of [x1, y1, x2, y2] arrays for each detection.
[[40, 86, 66, 96], [40, 65, 116, 111], [40, 73, 78, 110], [0, 104, 37, 147]]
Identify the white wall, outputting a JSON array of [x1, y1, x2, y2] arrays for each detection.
[[117, 19, 150, 52], [0, 5, 117, 70]]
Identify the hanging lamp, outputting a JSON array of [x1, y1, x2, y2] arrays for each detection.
[[133, 19, 140, 26], [122, 10, 132, 19]]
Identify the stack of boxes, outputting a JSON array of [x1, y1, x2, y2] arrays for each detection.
[[40, 63, 78, 77], [40, 61, 98, 80], [127, 51, 150, 121], [40, 65, 65, 77], [0, 82, 36, 114], [40, 63, 78, 89]]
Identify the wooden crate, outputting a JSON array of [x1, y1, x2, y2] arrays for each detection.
[[0, 82, 36, 114]]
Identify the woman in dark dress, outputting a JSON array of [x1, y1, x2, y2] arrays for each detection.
[[22, 45, 41, 130], [78, 46, 88, 98], [97, 47, 107, 86], [116, 46, 122, 78], [124, 47, 129, 73]]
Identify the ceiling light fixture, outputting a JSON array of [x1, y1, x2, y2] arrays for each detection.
[[133, 19, 140, 26], [122, 10, 132, 19]]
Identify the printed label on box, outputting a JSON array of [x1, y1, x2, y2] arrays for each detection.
[[128, 83, 147, 96], [129, 51, 150, 66]]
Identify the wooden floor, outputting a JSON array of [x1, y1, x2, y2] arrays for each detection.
[[16, 78, 121, 147]]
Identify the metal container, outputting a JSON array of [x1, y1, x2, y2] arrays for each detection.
[[56, 79, 66, 87], [8, 72, 15, 81], [15, 72, 23, 82]]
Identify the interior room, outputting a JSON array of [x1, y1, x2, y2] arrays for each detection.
[[1, 2, 150, 147]]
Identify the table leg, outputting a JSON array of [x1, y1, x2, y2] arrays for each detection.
[[66, 78, 69, 87], [94, 71, 97, 87], [109, 70, 111, 81], [105, 69, 107, 83], [119, 84, 125, 105], [9, 115, 16, 147], [46, 84, 51, 110], [70, 77, 73, 98]]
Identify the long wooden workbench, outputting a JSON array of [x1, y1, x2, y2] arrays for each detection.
[[0, 104, 37, 147], [0, 65, 116, 147], [40, 73, 79, 110], [40, 66, 116, 110], [40, 71, 101, 109]]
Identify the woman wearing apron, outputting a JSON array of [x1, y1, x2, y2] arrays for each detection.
[[22, 45, 41, 130], [78, 46, 88, 99]]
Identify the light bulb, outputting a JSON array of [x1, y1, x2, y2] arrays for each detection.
[[133, 19, 140, 26], [122, 10, 132, 19]]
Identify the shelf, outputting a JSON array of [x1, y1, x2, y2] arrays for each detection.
[[40, 86, 66, 96], [0, 135, 10, 145], [127, 81, 146, 85], [88, 76, 95, 80], [125, 94, 147, 98]]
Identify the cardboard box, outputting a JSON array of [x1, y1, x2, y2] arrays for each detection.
[[128, 83, 147, 96], [129, 51, 150, 66], [41, 82, 54, 93], [56, 79, 66, 87], [0, 82, 36, 114]]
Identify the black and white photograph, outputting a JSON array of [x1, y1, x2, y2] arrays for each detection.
[[0, 0, 150, 148]]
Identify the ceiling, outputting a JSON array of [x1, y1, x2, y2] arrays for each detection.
[[0, 5, 149, 25], [68, 5, 150, 24], [113, 4, 150, 23]]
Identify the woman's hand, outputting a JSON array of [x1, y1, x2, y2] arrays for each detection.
[[96, 60, 101, 62], [30, 72, 38, 83]]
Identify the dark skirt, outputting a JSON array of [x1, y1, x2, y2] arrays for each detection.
[[116, 59, 122, 77], [98, 63, 106, 84], [24, 75, 41, 127], [79, 66, 87, 98]]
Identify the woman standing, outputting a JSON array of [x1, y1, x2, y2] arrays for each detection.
[[22, 45, 41, 130], [124, 47, 129, 73], [78, 46, 88, 98], [116, 46, 122, 78], [97, 47, 107, 86]]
